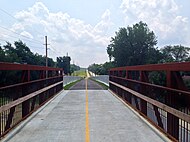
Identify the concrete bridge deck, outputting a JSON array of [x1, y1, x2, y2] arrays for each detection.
[[3, 79, 169, 142]]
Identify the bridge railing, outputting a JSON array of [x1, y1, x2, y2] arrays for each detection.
[[0, 62, 63, 139], [109, 62, 190, 142]]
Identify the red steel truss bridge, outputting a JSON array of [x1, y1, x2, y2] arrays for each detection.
[[0, 61, 190, 142]]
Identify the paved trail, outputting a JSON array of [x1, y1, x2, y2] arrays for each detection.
[[69, 78, 104, 90], [5, 78, 167, 142]]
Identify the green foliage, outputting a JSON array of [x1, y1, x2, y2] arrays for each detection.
[[33, 53, 46, 66], [101, 62, 115, 75], [0, 40, 55, 67], [73, 69, 86, 77], [105, 21, 190, 89], [88, 63, 102, 75], [0, 40, 78, 80], [47, 57, 55, 67], [0, 46, 6, 62], [148, 71, 166, 86], [3, 42, 21, 63], [107, 21, 160, 66], [160, 45, 190, 63], [88, 62, 115, 75], [70, 64, 80, 74], [57, 56, 71, 75], [0, 40, 57, 86], [14, 40, 33, 64]]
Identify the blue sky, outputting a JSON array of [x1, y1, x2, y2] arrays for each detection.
[[0, 0, 190, 67]]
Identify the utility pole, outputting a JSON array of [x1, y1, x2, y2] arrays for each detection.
[[44, 36, 50, 78]]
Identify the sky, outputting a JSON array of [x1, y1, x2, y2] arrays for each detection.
[[0, 0, 190, 67]]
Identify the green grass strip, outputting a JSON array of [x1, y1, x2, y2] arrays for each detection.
[[64, 78, 83, 90], [72, 69, 87, 77]]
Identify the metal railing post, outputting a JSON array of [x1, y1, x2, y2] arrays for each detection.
[[140, 71, 148, 115], [22, 70, 30, 118]]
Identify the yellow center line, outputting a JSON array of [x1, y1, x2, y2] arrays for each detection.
[[85, 78, 90, 142]]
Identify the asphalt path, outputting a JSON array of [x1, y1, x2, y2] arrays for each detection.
[[69, 78, 104, 90]]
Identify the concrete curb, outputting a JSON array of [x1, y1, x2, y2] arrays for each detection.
[[2, 90, 68, 142], [108, 89, 172, 142], [63, 76, 82, 87], [93, 79, 109, 87]]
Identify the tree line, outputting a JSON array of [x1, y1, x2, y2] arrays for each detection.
[[0, 40, 55, 67], [0, 40, 80, 86], [88, 21, 190, 75]]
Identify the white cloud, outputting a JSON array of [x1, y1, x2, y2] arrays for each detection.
[[20, 31, 33, 39], [95, 9, 113, 35], [120, 0, 190, 46], [10, 2, 113, 67]]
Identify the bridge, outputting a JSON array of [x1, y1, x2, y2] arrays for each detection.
[[0, 62, 190, 142]]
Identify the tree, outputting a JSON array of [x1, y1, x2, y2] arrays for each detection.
[[3, 42, 21, 63], [160, 45, 190, 62], [33, 53, 46, 66], [0, 45, 6, 62], [14, 40, 34, 64], [0, 40, 58, 86], [57, 56, 71, 75], [47, 57, 55, 67], [88, 63, 101, 75], [107, 21, 159, 67], [88, 62, 115, 75], [101, 62, 115, 75], [0, 40, 56, 67], [70, 64, 80, 74]]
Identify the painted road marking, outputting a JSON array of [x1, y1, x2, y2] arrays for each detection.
[[85, 78, 90, 142]]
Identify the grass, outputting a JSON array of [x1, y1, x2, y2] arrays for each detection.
[[72, 69, 87, 77], [90, 78, 109, 90], [64, 79, 83, 90]]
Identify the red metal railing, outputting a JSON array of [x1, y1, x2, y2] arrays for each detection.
[[109, 62, 190, 142], [0, 62, 63, 139]]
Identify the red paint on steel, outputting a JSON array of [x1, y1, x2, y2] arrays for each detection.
[[140, 71, 148, 115], [110, 62, 190, 71], [0, 62, 64, 139], [110, 75, 190, 96], [0, 75, 63, 90], [21, 70, 30, 118], [0, 62, 63, 71], [109, 62, 190, 142]]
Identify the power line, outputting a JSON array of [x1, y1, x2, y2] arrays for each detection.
[[0, 8, 18, 21], [0, 8, 60, 57], [0, 8, 44, 36], [0, 8, 44, 44], [0, 30, 59, 55], [49, 40, 63, 56], [49, 48, 59, 56], [0, 32, 42, 45], [0, 9, 61, 60], [0, 37, 43, 51], [0, 25, 43, 44], [50, 45, 60, 54]]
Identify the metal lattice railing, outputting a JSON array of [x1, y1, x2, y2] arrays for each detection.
[[0, 62, 63, 139], [109, 62, 190, 142]]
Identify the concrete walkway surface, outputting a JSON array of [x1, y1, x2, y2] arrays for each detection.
[[3, 90, 168, 142]]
